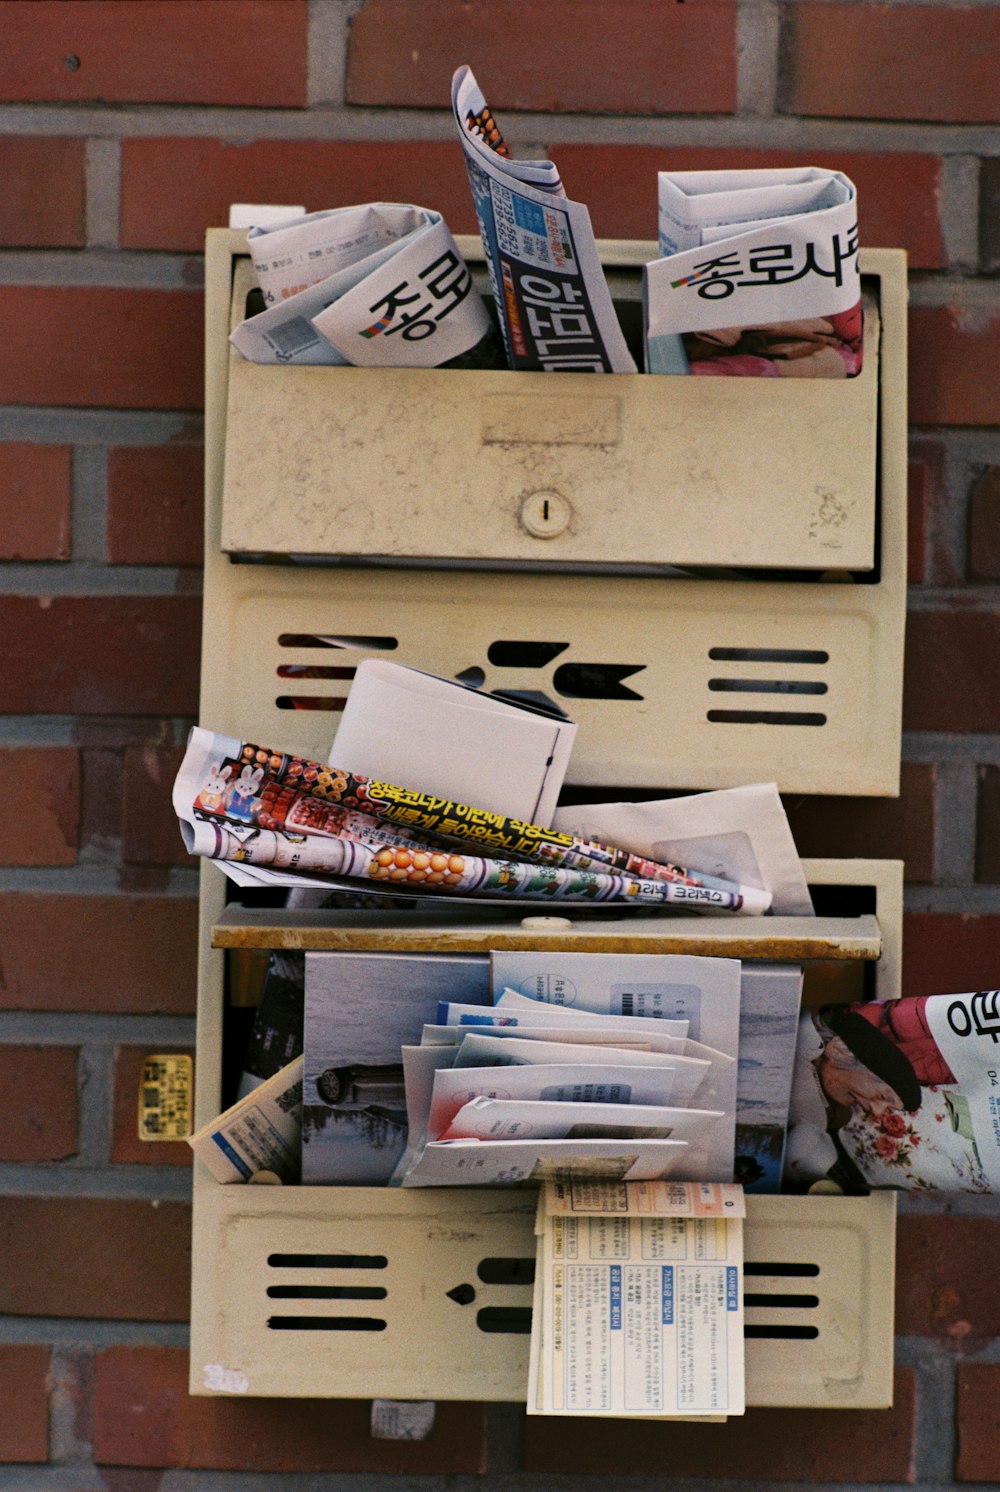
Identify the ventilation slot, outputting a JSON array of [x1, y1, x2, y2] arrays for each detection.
[[744, 1323, 820, 1340], [708, 709, 826, 726], [477, 1257, 536, 1286], [709, 648, 829, 664], [708, 679, 827, 696], [743, 1293, 819, 1310], [278, 634, 398, 651], [487, 641, 569, 668], [744, 1262, 819, 1278], [553, 662, 645, 700], [267, 1253, 387, 1269], [276, 665, 355, 680], [266, 1286, 387, 1300], [476, 1306, 533, 1335], [268, 1316, 387, 1332], [276, 696, 347, 711]]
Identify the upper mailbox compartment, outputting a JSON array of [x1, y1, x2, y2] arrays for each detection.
[[220, 240, 886, 573]]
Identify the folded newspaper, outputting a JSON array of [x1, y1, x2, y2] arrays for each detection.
[[231, 202, 494, 368], [529, 1180, 745, 1419], [453, 64, 636, 374], [645, 167, 862, 378], [173, 727, 771, 914], [785, 992, 1000, 1192]]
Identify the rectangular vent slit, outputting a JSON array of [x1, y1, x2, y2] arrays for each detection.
[[275, 696, 347, 711], [709, 647, 829, 664], [268, 1316, 387, 1332], [277, 634, 398, 651], [266, 1285, 387, 1300], [267, 1254, 388, 1270], [276, 665, 356, 680], [708, 679, 827, 696], [476, 1306, 533, 1335], [744, 1263, 820, 1278], [743, 1293, 820, 1310], [707, 710, 827, 726], [744, 1324, 819, 1340]]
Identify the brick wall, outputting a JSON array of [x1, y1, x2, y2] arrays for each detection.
[[1, 0, 997, 1485]]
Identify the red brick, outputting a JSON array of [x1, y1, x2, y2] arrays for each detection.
[[122, 746, 188, 867], [909, 307, 1000, 427], [523, 1368, 915, 1480], [348, 0, 736, 115], [902, 913, 1000, 1000], [969, 467, 1000, 581], [908, 436, 953, 586], [0, 287, 202, 409], [107, 446, 204, 566], [0, 1, 307, 107], [896, 1216, 1000, 1340], [957, 1363, 1000, 1481], [95, 1345, 487, 1472], [0, 1345, 50, 1462], [552, 146, 945, 268], [907, 461, 928, 584], [903, 609, 1000, 732], [783, 763, 935, 883], [0, 1045, 78, 1161], [120, 139, 478, 253], [0, 1197, 190, 1320], [785, 4, 1000, 123], [112, 1045, 194, 1165], [0, 136, 85, 246], [0, 596, 200, 715], [0, 894, 197, 1014], [0, 747, 79, 865], [982, 159, 1000, 271], [975, 765, 1000, 883], [0, 442, 72, 560]]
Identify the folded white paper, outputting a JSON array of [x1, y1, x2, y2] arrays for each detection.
[[329, 660, 576, 825]]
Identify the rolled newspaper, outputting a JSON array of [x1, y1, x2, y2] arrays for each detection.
[[174, 728, 771, 913], [185, 820, 755, 913]]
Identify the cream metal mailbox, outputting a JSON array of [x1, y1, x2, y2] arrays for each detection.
[[190, 230, 907, 1408]]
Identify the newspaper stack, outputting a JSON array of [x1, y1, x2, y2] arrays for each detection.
[[645, 167, 862, 377], [529, 1180, 745, 1418], [230, 202, 494, 368], [395, 982, 739, 1187], [453, 65, 636, 374]]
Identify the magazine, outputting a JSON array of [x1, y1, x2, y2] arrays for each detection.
[[785, 991, 1000, 1192]]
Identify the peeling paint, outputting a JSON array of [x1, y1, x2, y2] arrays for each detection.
[[203, 1362, 249, 1393]]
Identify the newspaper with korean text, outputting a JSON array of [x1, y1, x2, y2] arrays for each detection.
[[529, 1180, 745, 1418], [172, 727, 770, 913], [452, 65, 636, 374], [645, 168, 862, 378], [786, 992, 1000, 1193], [230, 202, 493, 367]]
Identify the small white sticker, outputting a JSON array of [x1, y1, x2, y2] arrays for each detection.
[[370, 1399, 436, 1440], [203, 1363, 250, 1394]]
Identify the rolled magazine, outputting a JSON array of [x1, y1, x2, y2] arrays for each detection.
[[173, 728, 771, 914], [187, 819, 752, 912]]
